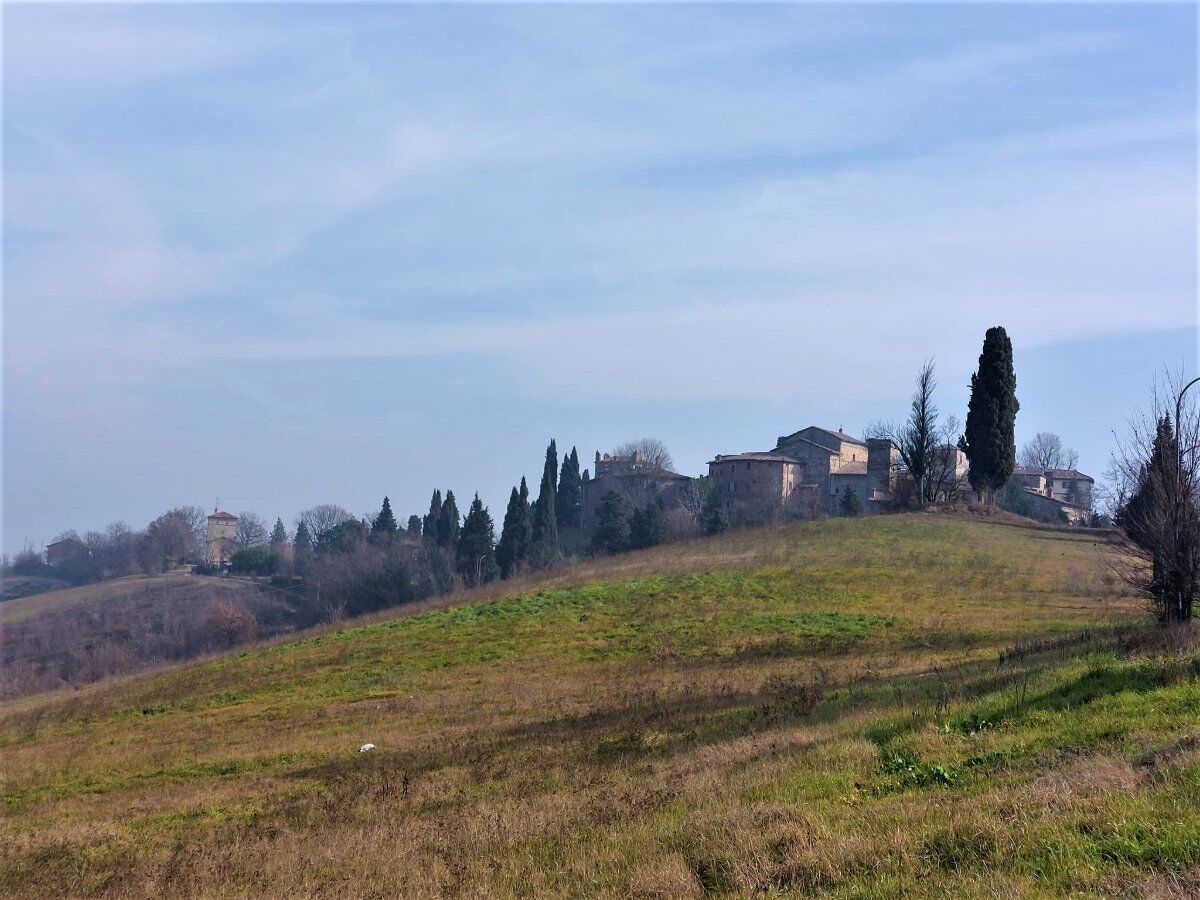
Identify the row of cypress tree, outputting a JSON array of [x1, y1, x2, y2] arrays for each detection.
[[357, 324, 1019, 590], [358, 440, 589, 587], [496, 440, 587, 578]]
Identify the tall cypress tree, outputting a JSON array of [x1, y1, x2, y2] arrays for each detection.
[[496, 480, 533, 578], [270, 518, 288, 547], [963, 326, 1019, 501], [422, 490, 442, 545], [293, 520, 313, 557], [556, 446, 583, 531], [456, 493, 498, 586], [437, 490, 461, 549], [530, 440, 559, 567], [1116, 415, 1176, 618], [372, 496, 398, 540]]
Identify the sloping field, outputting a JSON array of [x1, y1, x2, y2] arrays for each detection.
[[2, 514, 1197, 898], [0, 571, 243, 625]]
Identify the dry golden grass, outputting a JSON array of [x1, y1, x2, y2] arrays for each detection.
[[2, 513, 1196, 898], [0, 570, 243, 625]]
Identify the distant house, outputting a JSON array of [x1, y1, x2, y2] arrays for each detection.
[[1012, 466, 1094, 514], [46, 538, 89, 568], [205, 509, 239, 566]]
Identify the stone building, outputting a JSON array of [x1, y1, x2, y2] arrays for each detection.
[[1011, 467, 1094, 510], [707, 453, 812, 525], [709, 425, 881, 523], [581, 450, 692, 529], [46, 537, 89, 568], [1010, 466, 1094, 523], [205, 509, 238, 566]]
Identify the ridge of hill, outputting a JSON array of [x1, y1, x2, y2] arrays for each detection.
[[2, 513, 1197, 898]]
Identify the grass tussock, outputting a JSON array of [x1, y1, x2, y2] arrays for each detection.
[[1, 513, 1196, 898]]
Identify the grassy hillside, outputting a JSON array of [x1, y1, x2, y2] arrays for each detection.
[[0, 575, 72, 605], [2, 514, 1197, 898], [0, 571, 241, 625]]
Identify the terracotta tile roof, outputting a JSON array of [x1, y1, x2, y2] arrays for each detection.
[[1048, 469, 1094, 482], [832, 461, 868, 475]]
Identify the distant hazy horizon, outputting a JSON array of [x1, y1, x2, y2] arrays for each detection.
[[4, 3, 1196, 554]]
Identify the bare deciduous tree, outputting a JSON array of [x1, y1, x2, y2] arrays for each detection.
[[170, 506, 209, 551], [677, 478, 711, 530], [612, 438, 675, 472], [1112, 373, 1200, 624], [1019, 432, 1079, 471], [235, 512, 270, 549], [142, 509, 201, 569], [926, 416, 965, 503], [296, 505, 355, 543]]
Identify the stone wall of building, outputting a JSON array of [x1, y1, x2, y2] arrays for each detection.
[[205, 511, 238, 566]]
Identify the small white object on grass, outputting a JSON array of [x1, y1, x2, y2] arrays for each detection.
[[359, 743, 376, 753]]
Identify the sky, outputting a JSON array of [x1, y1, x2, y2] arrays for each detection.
[[3, 2, 1197, 552]]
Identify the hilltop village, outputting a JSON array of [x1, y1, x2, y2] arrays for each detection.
[[579, 423, 1095, 540], [35, 420, 1096, 576]]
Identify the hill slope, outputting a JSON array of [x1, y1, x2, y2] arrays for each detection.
[[0, 571, 241, 626], [2, 514, 1197, 898]]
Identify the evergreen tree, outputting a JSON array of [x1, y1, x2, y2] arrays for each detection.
[[437, 490, 461, 549], [406, 515, 422, 539], [1116, 416, 1177, 618], [496, 479, 533, 578], [629, 501, 667, 550], [556, 446, 583, 531], [530, 440, 559, 567], [702, 481, 728, 535], [999, 476, 1037, 519], [372, 496, 398, 540], [293, 520, 313, 558], [962, 326, 1019, 501], [839, 487, 863, 517], [456, 493, 499, 586], [591, 490, 630, 555], [270, 518, 288, 547], [422, 490, 442, 545]]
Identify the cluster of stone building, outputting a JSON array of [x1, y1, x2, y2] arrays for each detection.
[[1010, 467, 1095, 524], [580, 423, 1095, 528]]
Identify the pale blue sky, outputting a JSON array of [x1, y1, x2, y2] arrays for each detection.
[[3, 3, 1197, 552]]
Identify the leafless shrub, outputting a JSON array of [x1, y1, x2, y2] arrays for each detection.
[[204, 602, 258, 647]]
